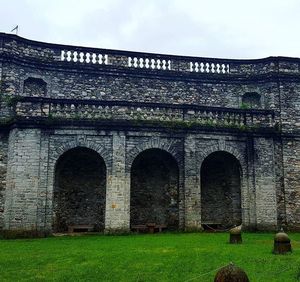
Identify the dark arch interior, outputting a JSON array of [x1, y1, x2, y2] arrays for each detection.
[[130, 149, 179, 230], [53, 147, 106, 232], [242, 92, 261, 108], [23, 77, 47, 97], [201, 151, 242, 227]]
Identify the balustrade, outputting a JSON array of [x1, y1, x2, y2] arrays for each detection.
[[14, 98, 275, 130], [128, 57, 171, 70], [190, 61, 230, 73], [1, 33, 300, 76], [61, 50, 108, 65]]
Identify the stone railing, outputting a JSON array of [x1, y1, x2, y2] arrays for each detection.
[[61, 50, 108, 65], [13, 97, 275, 130], [190, 61, 230, 74], [1, 33, 300, 76]]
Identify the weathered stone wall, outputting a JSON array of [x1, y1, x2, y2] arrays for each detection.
[[274, 139, 286, 226], [0, 61, 279, 111], [253, 137, 278, 230], [53, 147, 106, 232], [2, 32, 300, 232], [277, 82, 300, 229], [0, 133, 8, 229], [201, 151, 242, 226], [130, 149, 179, 229], [43, 129, 113, 232], [23, 77, 47, 97], [279, 82, 300, 134], [282, 139, 300, 230], [4, 128, 41, 230], [1, 126, 279, 232]]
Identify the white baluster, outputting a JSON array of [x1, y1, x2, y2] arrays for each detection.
[[128, 57, 132, 67]]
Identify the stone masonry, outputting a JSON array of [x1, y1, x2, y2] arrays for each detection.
[[0, 33, 300, 233]]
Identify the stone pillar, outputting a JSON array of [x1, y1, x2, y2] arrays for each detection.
[[254, 137, 278, 230], [36, 134, 50, 232], [244, 137, 257, 230], [105, 132, 130, 233], [0, 133, 8, 229], [184, 135, 202, 230], [4, 128, 41, 230]]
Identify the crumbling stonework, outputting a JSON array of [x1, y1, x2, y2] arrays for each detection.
[[0, 33, 300, 232]]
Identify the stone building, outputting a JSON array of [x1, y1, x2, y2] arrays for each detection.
[[0, 32, 299, 233]]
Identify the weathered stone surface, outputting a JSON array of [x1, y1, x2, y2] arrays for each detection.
[[0, 33, 300, 233], [130, 148, 179, 229], [53, 147, 106, 232], [229, 225, 242, 244], [273, 230, 292, 254], [201, 151, 241, 226], [0, 133, 8, 229], [214, 263, 249, 282]]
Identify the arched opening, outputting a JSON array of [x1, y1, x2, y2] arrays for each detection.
[[53, 147, 106, 232], [201, 151, 242, 228], [242, 92, 261, 108], [130, 149, 179, 231], [23, 77, 47, 97]]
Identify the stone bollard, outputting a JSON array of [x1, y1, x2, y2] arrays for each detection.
[[273, 229, 292, 254], [214, 262, 249, 282], [229, 225, 242, 244]]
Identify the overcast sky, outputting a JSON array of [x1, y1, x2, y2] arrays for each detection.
[[1, 0, 300, 59]]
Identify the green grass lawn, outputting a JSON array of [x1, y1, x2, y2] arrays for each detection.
[[0, 232, 300, 281]]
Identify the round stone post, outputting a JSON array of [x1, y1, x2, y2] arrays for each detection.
[[273, 229, 292, 254], [214, 262, 249, 282], [229, 225, 242, 244]]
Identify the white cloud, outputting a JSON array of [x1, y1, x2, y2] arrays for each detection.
[[0, 0, 300, 58]]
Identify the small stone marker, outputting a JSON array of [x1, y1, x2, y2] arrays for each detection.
[[273, 228, 292, 254], [229, 225, 242, 244], [214, 262, 249, 282]]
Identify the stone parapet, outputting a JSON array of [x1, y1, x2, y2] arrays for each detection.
[[1, 32, 300, 78], [11, 97, 276, 131]]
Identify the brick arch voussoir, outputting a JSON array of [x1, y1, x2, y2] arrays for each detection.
[[50, 140, 110, 172], [126, 140, 182, 173], [199, 145, 246, 176]]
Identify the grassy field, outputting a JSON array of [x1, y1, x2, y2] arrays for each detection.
[[0, 232, 300, 281]]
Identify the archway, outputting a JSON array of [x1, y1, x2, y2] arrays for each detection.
[[23, 77, 47, 97], [130, 149, 179, 230], [201, 151, 242, 227], [53, 147, 106, 232], [242, 92, 261, 108]]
